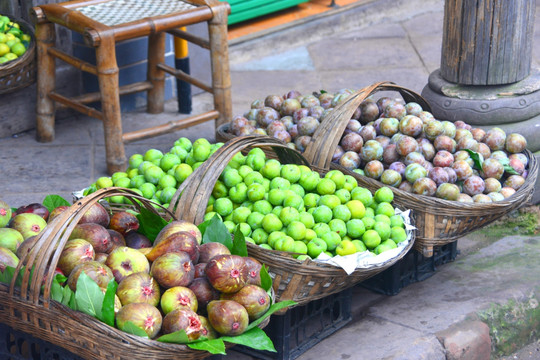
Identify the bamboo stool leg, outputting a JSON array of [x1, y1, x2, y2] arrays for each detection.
[[95, 36, 127, 174], [208, 3, 232, 129], [35, 21, 56, 143], [147, 32, 166, 114]]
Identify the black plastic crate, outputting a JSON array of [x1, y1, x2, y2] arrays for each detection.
[[360, 241, 459, 296], [0, 322, 84, 360], [234, 288, 352, 360]]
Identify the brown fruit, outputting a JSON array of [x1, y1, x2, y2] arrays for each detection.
[[107, 229, 126, 252], [194, 263, 207, 278], [162, 308, 202, 341], [188, 277, 220, 313], [109, 211, 139, 235], [207, 300, 249, 336], [79, 202, 110, 227], [58, 239, 95, 276], [226, 285, 271, 321], [205, 254, 248, 294], [117, 272, 160, 306], [49, 206, 69, 223], [124, 232, 152, 249], [244, 257, 262, 286], [151, 251, 194, 289], [199, 242, 231, 263], [154, 220, 202, 245], [146, 231, 199, 263], [69, 223, 113, 254], [116, 303, 162, 339], [67, 261, 113, 291]]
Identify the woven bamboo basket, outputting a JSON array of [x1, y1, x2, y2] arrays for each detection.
[[0, 187, 269, 360], [167, 136, 416, 308], [301, 81, 539, 257], [0, 17, 36, 94]]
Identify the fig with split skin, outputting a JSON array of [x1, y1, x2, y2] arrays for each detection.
[[108, 211, 139, 235], [162, 308, 202, 341]]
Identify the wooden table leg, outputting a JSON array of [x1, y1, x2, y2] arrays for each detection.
[[96, 35, 127, 174], [147, 32, 166, 114], [35, 21, 56, 143], [208, 3, 232, 129]]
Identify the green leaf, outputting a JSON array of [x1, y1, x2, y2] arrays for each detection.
[[55, 273, 68, 284], [320, 90, 327, 94], [498, 157, 520, 175], [83, 184, 97, 196], [198, 219, 211, 237], [74, 271, 104, 319], [101, 279, 118, 327], [221, 327, 276, 352], [43, 195, 71, 213], [231, 227, 248, 257], [62, 285, 74, 307], [260, 265, 272, 292], [157, 329, 190, 344], [202, 216, 233, 250], [464, 149, 484, 170], [0, 266, 16, 284], [187, 339, 226, 355], [51, 275, 64, 303], [246, 300, 296, 331], [122, 321, 149, 338], [136, 206, 169, 243]]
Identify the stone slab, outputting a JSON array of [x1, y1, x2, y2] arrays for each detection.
[[436, 319, 491, 360]]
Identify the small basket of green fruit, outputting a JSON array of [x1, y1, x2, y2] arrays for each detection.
[[0, 14, 36, 94]]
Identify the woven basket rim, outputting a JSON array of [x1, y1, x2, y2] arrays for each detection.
[[0, 16, 36, 69], [0, 15, 37, 94]]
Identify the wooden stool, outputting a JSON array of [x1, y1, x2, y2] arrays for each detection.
[[32, 0, 232, 174]]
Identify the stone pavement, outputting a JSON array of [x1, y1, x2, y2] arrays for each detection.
[[1, 0, 540, 359]]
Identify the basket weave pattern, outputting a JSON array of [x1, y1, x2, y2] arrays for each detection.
[[0, 18, 36, 94]]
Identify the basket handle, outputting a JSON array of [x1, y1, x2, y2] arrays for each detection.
[[168, 136, 310, 224], [302, 81, 432, 170], [12, 187, 175, 306]]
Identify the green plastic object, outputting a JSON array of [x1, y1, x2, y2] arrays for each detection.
[[222, 0, 310, 25]]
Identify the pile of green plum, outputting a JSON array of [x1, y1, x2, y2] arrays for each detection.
[[89, 139, 409, 260], [202, 148, 408, 260]]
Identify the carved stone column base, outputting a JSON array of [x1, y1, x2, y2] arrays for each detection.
[[421, 69, 540, 204]]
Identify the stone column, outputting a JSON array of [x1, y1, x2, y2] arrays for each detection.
[[421, 0, 540, 202]]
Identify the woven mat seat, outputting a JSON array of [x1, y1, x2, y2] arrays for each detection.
[[76, 0, 198, 26]]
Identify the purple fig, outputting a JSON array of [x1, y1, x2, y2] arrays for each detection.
[[150, 251, 194, 289], [205, 255, 248, 294], [14, 203, 49, 222], [207, 300, 249, 336], [105, 246, 150, 283], [124, 232, 152, 249], [69, 223, 113, 254], [58, 239, 95, 276], [146, 231, 199, 263], [154, 220, 202, 245], [67, 261, 114, 291], [160, 286, 198, 314], [116, 272, 160, 306], [162, 308, 202, 341], [107, 229, 126, 252], [223, 285, 271, 321], [0, 247, 19, 273], [198, 242, 231, 263], [79, 202, 110, 227], [188, 277, 220, 313], [116, 303, 162, 339], [109, 211, 139, 236]]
